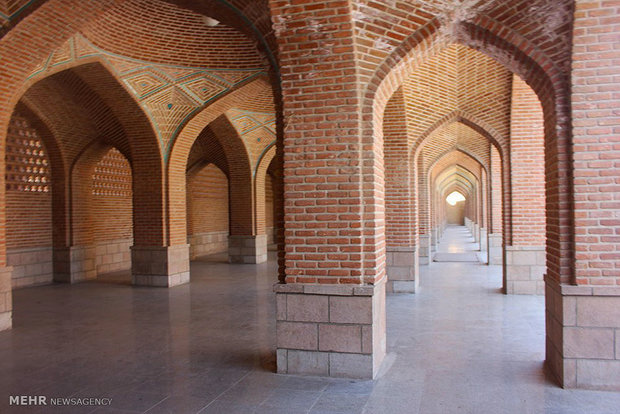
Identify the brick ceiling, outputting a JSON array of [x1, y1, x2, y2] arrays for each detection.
[[352, 0, 574, 86]]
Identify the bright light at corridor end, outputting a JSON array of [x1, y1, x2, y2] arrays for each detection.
[[446, 191, 466, 206]]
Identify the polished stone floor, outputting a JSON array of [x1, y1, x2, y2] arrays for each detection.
[[1, 227, 620, 413]]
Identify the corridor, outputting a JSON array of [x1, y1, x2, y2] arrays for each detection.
[[433, 225, 482, 263], [1, 228, 619, 413]]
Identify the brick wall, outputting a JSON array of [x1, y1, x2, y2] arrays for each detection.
[[5, 113, 53, 287], [510, 75, 545, 246], [384, 88, 415, 249], [490, 146, 503, 234], [187, 163, 229, 258], [72, 146, 132, 276], [91, 148, 133, 274], [572, 0, 620, 286], [265, 171, 275, 244]]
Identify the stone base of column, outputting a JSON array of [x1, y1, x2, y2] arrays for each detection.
[[505, 246, 545, 295], [131, 244, 190, 287], [53, 246, 97, 283], [480, 228, 488, 252], [430, 229, 438, 253], [473, 223, 480, 242], [418, 235, 432, 265], [488, 233, 503, 265], [189, 231, 228, 259], [545, 277, 620, 390], [229, 235, 267, 264], [274, 278, 386, 379], [0, 266, 13, 331], [386, 247, 418, 293]]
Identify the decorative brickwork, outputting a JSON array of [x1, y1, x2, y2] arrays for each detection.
[[0, 0, 617, 390]]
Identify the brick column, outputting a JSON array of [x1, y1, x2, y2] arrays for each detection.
[[270, 0, 386, 378], [197, 115, 267, 265], [480, 169, 488, 253], [506, 75, 546, 294], [417, 155, 432, 267], [545, 0, 620, 389], [488, 146, 503, 265], [56, 148, 100, 284], [132, 154, 189, 288], [384, 90, 418, 292]]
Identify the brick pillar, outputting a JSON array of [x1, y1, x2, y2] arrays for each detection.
[[417, 154, 432, 267], [488, 146, 503, 265], [132, 153, 189, 288], [58, 147, 100, 283], [384, 89, 418, 292], [270, 0, 386, 378], [480, 168, 488, 253], [545, 0, 620, 390], [506, 75, 546, 294], [241, 149, 277, 265], [228, 145, 272, 265]]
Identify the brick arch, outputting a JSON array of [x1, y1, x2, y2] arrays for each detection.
[[64, 142, 133, 282], [365, 17, 572, 282], [168, 77, 272, 245], [434, 165, 480, 190], [13, 60, 164, 248], [442, 182, 472, 225], [17, 63, 132, 170], [439, 174, 476, 221], [209, 114, 253, 236], [429, 149, 488, 237], [413, 110, 505, 156], [443, 186, 469, 201], [0, 1, 121, 138], [414, 118, 497, 240], [367, 20, 563, 128], [70, 142, 129, 246], [429, 148, 488, 181], [436, 167, 479, 202], [168, 114, 253, 245], [436, 168, 477, 195], [187, 129, 230, 179], [254, 143, 275, 235]]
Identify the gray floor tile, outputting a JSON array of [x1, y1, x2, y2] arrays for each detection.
[[145, 395, 212, 414], [1, 233, 620, 414]]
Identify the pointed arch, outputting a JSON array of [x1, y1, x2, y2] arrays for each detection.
[[364, 16, 572, 283]]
